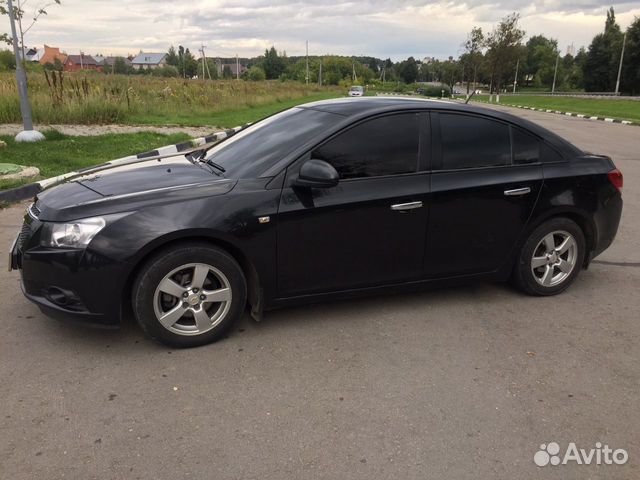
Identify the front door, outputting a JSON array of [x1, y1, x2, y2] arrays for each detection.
[[277, 112, 429, 297]]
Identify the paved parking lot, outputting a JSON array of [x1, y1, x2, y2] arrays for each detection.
[[1, 108, 639, 479]]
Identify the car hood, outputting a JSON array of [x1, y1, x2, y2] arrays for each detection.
[[37, 156, 237, 221]]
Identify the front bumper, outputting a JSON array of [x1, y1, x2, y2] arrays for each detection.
[[10, 216, 126, 327]]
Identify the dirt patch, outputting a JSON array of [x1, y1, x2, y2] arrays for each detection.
[[0, 124, 221, 138]]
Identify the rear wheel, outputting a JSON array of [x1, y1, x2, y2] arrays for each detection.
[[132, 243, 247, 347], [513, 218, 585, 296]]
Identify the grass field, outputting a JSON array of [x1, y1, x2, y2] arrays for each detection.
[[0, 72, 342, 126], [470, 95, 640, 123], [0, 130, 190, 191], [127, 91, 340, 126]]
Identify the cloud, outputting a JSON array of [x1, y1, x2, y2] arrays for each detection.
[[2, 0, 639, 59]]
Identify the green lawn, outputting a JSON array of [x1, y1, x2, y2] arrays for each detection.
[[128, 92, 342, 127], [0, 130, 190, 191], [0, 93, 349, 192], [470, 95, 640, 123]]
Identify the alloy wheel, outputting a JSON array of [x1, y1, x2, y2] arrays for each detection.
[[530, 230, 578, 287], [153, 263, 232, 336]]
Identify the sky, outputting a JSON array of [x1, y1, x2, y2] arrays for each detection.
[[2, 0, 640, 60]]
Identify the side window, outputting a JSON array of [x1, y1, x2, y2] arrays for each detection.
[[440, 113, 511, 169], [311, 114, 419, 180], [541, 142, 564, 163], [512, 127, 540, 164]]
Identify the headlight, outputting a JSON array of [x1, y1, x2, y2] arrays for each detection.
[[47, 217, 106, 248]]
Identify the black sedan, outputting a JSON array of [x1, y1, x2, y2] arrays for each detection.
[[9, 97, 623, 347]]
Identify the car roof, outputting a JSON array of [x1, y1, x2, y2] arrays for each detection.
[[296, 96, 582, 156]]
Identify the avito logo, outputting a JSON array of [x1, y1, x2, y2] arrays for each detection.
[[534, 442, 628, 467]]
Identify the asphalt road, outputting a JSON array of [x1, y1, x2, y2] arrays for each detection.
[[1, 108, 639, 480]]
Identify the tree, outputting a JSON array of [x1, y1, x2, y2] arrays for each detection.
[[260, 46, 287, 79], [461, 26, 484, 93], [0, 48, 16, 70], [1, 0, 61, 58], [484, 13, 525, 94], [523, 35, 558, 87], [175, 45, 198, 78], [440, 58, 460, 93], [166, 45, 179, 67], [222, 65, 233, 79], [583, 7, 624, 91], [621, 17, 640, 94], [397, 56, 419, 83], [247, 65, 266, 81], [113, 57, 131, 75]]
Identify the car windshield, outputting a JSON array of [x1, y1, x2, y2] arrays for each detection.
[[350, 86, 363, 92], [205, 107, 339, 178]]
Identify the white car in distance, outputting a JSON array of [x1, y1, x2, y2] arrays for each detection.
[[348, 86, 364, 97]]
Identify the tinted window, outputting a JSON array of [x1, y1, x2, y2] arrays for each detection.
[[206, 107, 340, 178], [513, 127, 540, 164], [312, 114, 419, 179], [440, 114, 511, 169], [541, 142, 564, 163]]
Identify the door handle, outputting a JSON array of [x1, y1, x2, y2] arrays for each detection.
[[391, 201, 423, 211], [504, 187, 531, 196]]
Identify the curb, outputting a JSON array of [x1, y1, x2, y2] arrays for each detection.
[[470, 100, 635, 126], [0, 126, 244, 204]]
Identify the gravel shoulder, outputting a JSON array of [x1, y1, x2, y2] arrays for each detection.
[[0, 124, 221, 137]]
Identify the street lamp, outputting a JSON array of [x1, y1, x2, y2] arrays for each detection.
[[7, 0, 45, 142]]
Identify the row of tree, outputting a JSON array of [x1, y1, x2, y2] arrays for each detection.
[[1, 1, 639, 94], [200, 8, 639, 94], [450, 8, 640, 94]]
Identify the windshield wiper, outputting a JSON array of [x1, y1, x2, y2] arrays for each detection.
[[205, 159, 226, 174]]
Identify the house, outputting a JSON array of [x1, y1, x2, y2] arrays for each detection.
[[20, 47, 44, 62], [99, 56, 132, 72], [131, 52, 167, 70], [64, 54, 101, 72], [216, 62, 247, 78], [38, 45, 67, 66]]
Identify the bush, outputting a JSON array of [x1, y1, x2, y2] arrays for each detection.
[[0, 50, 16, 71], [417, 84, 451, 97], [247, 66, 266, 81], [150, 65, 179, 77]]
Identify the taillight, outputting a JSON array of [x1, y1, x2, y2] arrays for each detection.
[[607, 168, 623, 192]]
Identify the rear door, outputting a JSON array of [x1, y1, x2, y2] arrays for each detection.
[[276, 112, 430, 297], [424, 112, 543, 277]]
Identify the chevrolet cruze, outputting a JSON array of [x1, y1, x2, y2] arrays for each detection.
[[9, 97, 623, 347]]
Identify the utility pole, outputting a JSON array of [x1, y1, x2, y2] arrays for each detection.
[[236, 53, 239, 80], [352, 63, 357, 83], [551, 55, 559, 94], [200, 44, 206, 79], [305, 40, 309, 85], [615, 32, 627, 95], [80, 51, 84, 70], [7, 0, 43, 142], [513, 58, 519, 94]]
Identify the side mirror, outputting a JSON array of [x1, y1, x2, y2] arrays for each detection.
[[294, 159, 339, 188]]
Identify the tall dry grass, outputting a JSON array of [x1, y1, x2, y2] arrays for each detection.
[[0, 72, 338, 124]]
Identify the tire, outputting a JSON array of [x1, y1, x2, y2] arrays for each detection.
[[513, 217, 585, 296], [132, 243, 247, 348]]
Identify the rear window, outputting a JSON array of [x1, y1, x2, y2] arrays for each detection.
[[513, 128, 540, 164], [440, 113, 511, 169]]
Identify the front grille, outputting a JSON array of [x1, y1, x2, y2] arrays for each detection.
[[17, 222, 31, 251]]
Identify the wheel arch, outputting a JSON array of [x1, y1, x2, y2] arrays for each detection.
[[120, 231, 261, 323], [518, 207, 596, 268]]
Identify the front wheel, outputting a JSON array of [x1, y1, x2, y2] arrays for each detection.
[[513, 218, 585, 296], [132, 243, 247, 347]]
